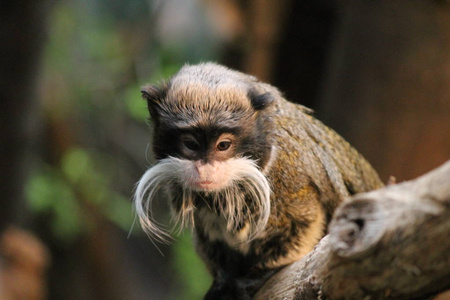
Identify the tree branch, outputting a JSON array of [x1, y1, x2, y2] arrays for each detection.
[[255, 160, 450, 300]]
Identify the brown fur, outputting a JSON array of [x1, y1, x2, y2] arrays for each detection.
[[137, 62, 384, 299]]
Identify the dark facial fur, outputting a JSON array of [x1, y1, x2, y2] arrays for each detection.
[[134, 62, 383, 299]]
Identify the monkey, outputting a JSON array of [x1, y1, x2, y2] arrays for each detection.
[[134, 62, 383, 300]]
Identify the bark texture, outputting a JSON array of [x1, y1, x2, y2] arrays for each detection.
[[255, 160, 450, 300]]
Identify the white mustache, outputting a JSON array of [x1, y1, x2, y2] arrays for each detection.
[[134, 156, 271, 243]]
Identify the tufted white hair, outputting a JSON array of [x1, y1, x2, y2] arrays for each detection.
[[134, 156, 271, 243]]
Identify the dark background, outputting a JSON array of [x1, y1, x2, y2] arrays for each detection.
[[1, 0, 449, 299]]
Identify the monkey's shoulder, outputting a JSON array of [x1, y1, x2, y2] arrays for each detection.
[[265, 99, 383, 193]]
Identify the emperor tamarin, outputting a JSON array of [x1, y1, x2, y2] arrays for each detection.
[[134, 62, 383, 299]]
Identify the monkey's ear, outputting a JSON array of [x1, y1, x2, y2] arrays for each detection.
[[248, 89, 275, 111], [141, 84, 166, 120]]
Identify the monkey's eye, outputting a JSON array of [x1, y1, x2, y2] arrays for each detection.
[[216, 140, 232, 151], [182, 139, 200, 151]]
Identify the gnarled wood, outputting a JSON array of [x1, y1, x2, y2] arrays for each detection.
[[255, 160, 450, 300]]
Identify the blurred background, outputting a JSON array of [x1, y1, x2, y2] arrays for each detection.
[[1, 0, 449, 299]]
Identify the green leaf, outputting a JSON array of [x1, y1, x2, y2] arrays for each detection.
[[26, 167, 85, 243], [61, 148, 91, 183]]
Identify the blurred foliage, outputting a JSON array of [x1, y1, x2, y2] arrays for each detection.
[[125, 61, 183, 122], [27, 148, 134, 242], [172, 232, 212, 300], [27, 163, 84, 242], [26, 0, 218, 298]]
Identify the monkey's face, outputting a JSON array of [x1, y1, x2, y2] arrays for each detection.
[[174, 132, 238, 191], [134, 63, 274, 241], [151, 114, 262, 193]]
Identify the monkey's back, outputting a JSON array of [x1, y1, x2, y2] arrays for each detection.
[[268, 98, 382, 205], [255, 98, 383, 268]]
